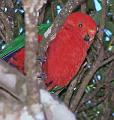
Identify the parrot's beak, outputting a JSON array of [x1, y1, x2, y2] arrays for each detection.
[[89, 29, 96, 41], [84, 34, 90, 41]]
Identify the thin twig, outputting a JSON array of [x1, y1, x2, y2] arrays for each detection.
[[78, 95, 108, 113], [99, 55, 114, 68], [64, 63, 87, 106]]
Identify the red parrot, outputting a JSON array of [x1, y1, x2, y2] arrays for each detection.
[[43, 12, 96, 89], [7, 12, 97, 89]]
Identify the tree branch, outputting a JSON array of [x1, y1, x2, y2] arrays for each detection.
[[69, 0, 107, 112], [23, 0, 47, 105], [0, 59, 26, 102]]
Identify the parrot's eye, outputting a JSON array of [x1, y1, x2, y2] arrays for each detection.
[[84, 34, 90, 41], [78, 23, 83, 28]]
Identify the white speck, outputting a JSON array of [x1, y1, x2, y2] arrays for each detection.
[[44, 26, 52, 38], [105, 36, 110, 41], [19, 27, 23, 34], [83, 61, 87, 67], [2, 45, 6, 49], [4, 7, 7, 12], [97, 74, 101, 80], [92, 79, 96, 84], [46, 20, 50, 23], [87, 64, 91, 68], [56, 5, 62, 14], [88, 100, 91, 104], [15, 9, 18, 13], [108, 45, 113, 51], [19, 9, 24, 13], [74, 87, 76, 90], [97, 111, 100, 114]]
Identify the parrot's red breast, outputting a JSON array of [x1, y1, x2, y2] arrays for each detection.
[[8, 12, 97, 90]]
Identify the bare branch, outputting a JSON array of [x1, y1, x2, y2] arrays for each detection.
[[22, 0, 47, 105], [97, 0, 107, 41], [0, 59, 26, 102], [69, 43, 104, 112]]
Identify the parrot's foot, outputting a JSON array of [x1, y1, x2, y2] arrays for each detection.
[[45, 80, 58, 90], [36, 56, 47, 63], [37, 72, 46, 80]]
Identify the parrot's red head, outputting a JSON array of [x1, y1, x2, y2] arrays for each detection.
[[63, 12, 97, 47]]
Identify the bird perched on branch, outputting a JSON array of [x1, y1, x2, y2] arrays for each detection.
[[43, 12, 97, 89], [0, 12, 96, 90]]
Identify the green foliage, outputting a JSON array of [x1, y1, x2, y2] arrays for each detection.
[[0, 23, 51, 58]]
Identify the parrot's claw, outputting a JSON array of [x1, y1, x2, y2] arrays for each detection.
[[36, 56, 47, 63], [37, 72, 47, 80]]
